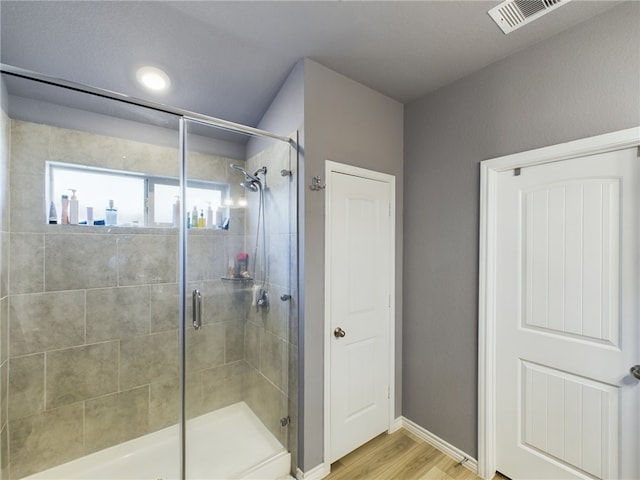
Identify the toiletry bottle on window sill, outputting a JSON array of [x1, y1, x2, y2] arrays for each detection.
[[105, 200, 117, 226], [69, 189, 79, 225]]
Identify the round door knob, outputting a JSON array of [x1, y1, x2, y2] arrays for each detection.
[[334, 327, 346, 338], [631, 365, 640, 380]]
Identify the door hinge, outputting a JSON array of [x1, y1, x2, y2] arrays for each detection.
[[387, 386, 391, 399], [514, 167, 521, 176], [388, 203, 391, 216], [637, 146, 640, 158]]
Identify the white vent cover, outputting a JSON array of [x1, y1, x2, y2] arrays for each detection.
[[488, 0, 571, 34]]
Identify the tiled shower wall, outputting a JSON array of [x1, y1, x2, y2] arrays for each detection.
[[1, 108, 10, 479], [4, 119, 296, 479]]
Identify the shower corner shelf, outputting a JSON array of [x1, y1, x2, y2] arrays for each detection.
[[221, 277, 254, 284]]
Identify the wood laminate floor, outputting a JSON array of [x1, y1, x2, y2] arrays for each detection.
[[324, 429, 481, 480]]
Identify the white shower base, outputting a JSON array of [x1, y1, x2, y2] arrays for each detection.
[[25, 402, 291, 480]]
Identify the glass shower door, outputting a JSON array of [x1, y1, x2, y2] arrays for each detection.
[[1, 70, 184, 480], [182, 119, 297, 479]]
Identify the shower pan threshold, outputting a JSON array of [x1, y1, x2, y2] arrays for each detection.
[[24, 402, 291, 480]]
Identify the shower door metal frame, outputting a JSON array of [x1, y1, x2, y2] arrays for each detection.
[[1, 63, 299, 480]]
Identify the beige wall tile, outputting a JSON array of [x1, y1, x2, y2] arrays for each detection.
[[9, 172, 45, 233], [122, 142, 178, 178], [0, 232, 8, 299], [202, 279, 248, 325], [45, 233, 118, 291], [84, 386, 149, 454], [186, 323, 224, 372], [186, 235, 224, 282], [225, 322, 244, 364], [117, 234, 177, 286], [265, 233, 291, 290], [46, 341, 118, 409], [247, 283, 289, 340], [1, 424, 7, 480], [120, 330, 178, 390], [8, 353, 44, 421], [260, 330, 288, 394], [201, 361, 246, 413], [244, 368, 288, 447], [148, 380, 179, 432], [245, 321, 260, 370], [186, 152, 228, 184], [9, 291, 84, 357], [0, 360, 6, 429], [150, 283, 179, 333], [149, 371, 200, 431], [9, 233, 44, 294], [0, 296, 7, 365], [49, 126, 125, 170], [9, 121, 49, 176], [9, 403, 83, 479], [1, 115, 9, 235], [86, 285, 150, 342]]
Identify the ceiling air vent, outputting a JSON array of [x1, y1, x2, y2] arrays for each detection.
[[488, 0, 571, 34]]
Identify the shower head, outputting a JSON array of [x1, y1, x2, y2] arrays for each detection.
[[241, 179, 261, 192], [230, 164, 260, 183], [230, 164, 267, 192]]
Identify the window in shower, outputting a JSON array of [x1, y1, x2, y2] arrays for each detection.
[[148, 178, 228, 225], [48, 161, 229, 226]]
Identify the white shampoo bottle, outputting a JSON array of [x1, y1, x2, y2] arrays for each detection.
[[69, 189, 79, 225]]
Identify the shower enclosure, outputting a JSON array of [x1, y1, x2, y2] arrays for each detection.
[[0, 67, 298, 479]]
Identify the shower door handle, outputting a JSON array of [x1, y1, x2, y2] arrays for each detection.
[[192, 289, 202, 330]]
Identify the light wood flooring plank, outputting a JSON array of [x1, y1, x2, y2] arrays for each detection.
[[325, 429, 481, 480]]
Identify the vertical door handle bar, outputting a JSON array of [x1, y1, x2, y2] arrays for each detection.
[[192, 289, 202, 330]]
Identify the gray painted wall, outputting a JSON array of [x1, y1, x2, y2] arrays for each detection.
[[403, 2, 640, 458], [302, 59, 404, 470], [251, 58, 404, 472]]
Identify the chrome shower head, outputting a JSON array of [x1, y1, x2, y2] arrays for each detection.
[[230, 164, 260, 183], [241, 179, 261, 192], [230, 164, 267, 193]]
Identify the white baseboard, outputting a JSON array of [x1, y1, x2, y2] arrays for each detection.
[[296, 463, 329, 480], [401, 416, 478, 474], [389, 416, 404, 433]]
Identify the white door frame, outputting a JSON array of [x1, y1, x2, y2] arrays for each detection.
[[323, 160, 396, 471], [477, 126, 640, 479]]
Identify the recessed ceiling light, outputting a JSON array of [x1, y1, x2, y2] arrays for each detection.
[[136, 66, 170, 92]]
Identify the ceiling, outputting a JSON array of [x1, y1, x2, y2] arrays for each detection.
[[0, 1, 621, 128]]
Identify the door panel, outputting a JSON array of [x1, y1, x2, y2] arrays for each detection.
[[329, 171, 392, 463], [495, 147, 639, 479]]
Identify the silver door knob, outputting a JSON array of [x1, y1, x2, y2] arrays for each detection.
[[334, 327, 346, 338], [631, 365, 640, 380]]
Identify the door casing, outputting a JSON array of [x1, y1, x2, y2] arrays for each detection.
[[323, 160, 396, 472], [477, 126, 640, 479]]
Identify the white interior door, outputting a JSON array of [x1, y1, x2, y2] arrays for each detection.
[[495, 147, 639, 479], [327, 168, 393, 463]]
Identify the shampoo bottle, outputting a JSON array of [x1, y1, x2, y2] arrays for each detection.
[[61, 195, 69, 224], [86, 206, 94, 226], [172, 196, 180, 228], [199, 209, 205, 228], [106, 200, 118, 226], [69, 189, 79, 225], [48, 201, 58, 224], [215, 206, 223, 228], [191, 206, 198, 228], [206, 202, 213, 229]]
